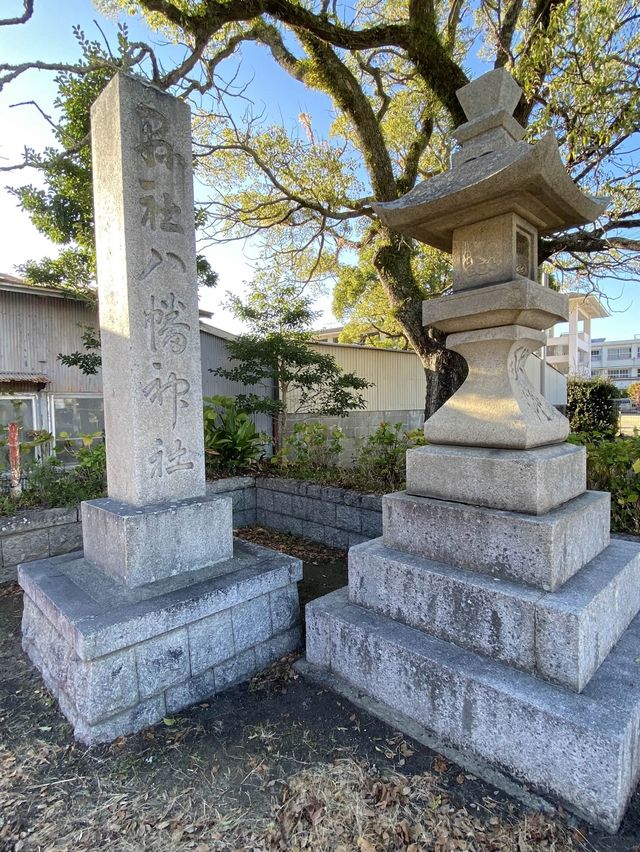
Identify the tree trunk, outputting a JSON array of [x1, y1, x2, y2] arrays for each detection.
[[373, 229, 468, 419]]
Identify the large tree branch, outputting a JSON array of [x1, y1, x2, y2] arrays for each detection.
[[541, 227, 640, 261], [1, 0, 33, 26], [137, 0, 410, 52], [201, 141, 372, 221], [397, 112, 434, 194], [494, 0, 525, 68], [297, 33, 398, 201]]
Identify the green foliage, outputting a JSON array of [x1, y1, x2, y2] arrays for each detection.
[[570, 433, 640, 535], [202, 396, 265, 475], [5, 0, 639, 416], [566, 378, 619, 441], [214, 281, 371, 449], [274, 422, 344, 475], [0, 440, 106, 516], [353, 423, 427, 492], [11, 26, 217, 300], [57, 326, 102, 375], [627, 383, 640, 408]]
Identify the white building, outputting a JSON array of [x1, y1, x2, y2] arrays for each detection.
[[545, 292, 610, 377], [590, 337, 640, 390]]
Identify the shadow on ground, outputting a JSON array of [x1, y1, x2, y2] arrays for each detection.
[[1, 529, 639, 851]]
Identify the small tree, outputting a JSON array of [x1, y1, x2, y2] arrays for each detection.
[[214, 281, 371, 451], [627, 382, 640, 409], [567, 378, 619, 440]]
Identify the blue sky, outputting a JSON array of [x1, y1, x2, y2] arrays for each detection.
[[0, 0, 637, 341]]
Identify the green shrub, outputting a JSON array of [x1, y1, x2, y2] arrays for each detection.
[[570, 433, 640, 535], [203, 395, 265, 474], [2, 440, 107, 514], [275, 422, 343, 474], [566, 378, 619, 441], [354, 422, 426, 492]]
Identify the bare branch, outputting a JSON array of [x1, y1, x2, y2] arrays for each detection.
[[0, 0, 34, 26]]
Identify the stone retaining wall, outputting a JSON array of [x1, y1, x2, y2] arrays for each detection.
[[256, 477, 382, 549], [0, 507, 83, 584], [0, 476, 382, 582]]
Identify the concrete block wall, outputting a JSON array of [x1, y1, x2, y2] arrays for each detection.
[[0, 507, 82, 584], [205, 476, 257, 527], [286, 409, 424, 465], [0, 475, 382, 583], [256, 477, 382, 549]]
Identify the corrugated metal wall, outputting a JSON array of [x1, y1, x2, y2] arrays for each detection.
[[291, 342, 567, 411], [0, 290, 101, 393], [1, 289, 566, 426], [199, 326, 273, 436]]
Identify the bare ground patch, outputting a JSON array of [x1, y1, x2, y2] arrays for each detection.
[[2, 529, 640, 851]]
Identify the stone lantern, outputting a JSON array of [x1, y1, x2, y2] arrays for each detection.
[[303, 68, 640, 833]]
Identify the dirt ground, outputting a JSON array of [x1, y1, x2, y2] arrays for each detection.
[[2, 529, 640, 851]]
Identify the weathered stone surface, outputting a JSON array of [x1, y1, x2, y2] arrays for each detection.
[[382, 490, 610, 591], [165, 669, 215, 714], [349, 539, 541, 670], [73, 695, 167, 746], [214, 648, 257, 691], [2, 529, 50, 567], [232, 595, 273, 652], [535, 538, 640, 691], [22, 596, 139, 724], [0, 507, 78, 536], [82, 494, 233, 587], [255, 626, 302, 669], [19, 539, 302, 660], [188, 609, 234, 675], [20, 538, 303, 743], [451, 213, 538, 290], [270, 585, 300, 633], [422, 278, 567, 334], [335, 504, 362, 533], [306, 588, 640, 833], [349, 537, 640, 691], [406, 443, 586, 515], [135, 628, 190, 698], [91, 73, 205, 507], [48, 523, 84, 557], [423, 325, 569, 449]]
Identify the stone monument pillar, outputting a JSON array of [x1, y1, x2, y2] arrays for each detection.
[[18, 75, 302, 744], [302, 68, 640, 833]]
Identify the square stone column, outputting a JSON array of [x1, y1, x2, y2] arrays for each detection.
[[18, 75, 303, 744], [82, 74, 232, 585], [90, 73, 205, 507]]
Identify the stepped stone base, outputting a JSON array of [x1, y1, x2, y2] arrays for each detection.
[[383, 490, 610, 591], [19, 540, 302, 744], [306, 586, 640, 833], [406, 443, 586, 514], [349, 537, 640, 691]]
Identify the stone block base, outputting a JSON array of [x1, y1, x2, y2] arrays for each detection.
[[19, 539, 302, 744], [349, 537, 640, 691], [383, 490, 610, 591], [305, 587, 640, 833], [82, 494, 233, 587], [406, 443, 586, 515]]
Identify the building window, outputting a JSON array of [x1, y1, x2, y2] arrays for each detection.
[[607, 347, 632, 360], [591, 349, 601, 361], [0, 395, 40, 468], [607, 369, 630, 379], [51, 395, 104, 463], [547, 345, 568, 357]]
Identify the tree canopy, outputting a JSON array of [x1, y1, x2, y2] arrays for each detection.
[[214, 277, 371, 449], [2, 0, 639, 412]]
